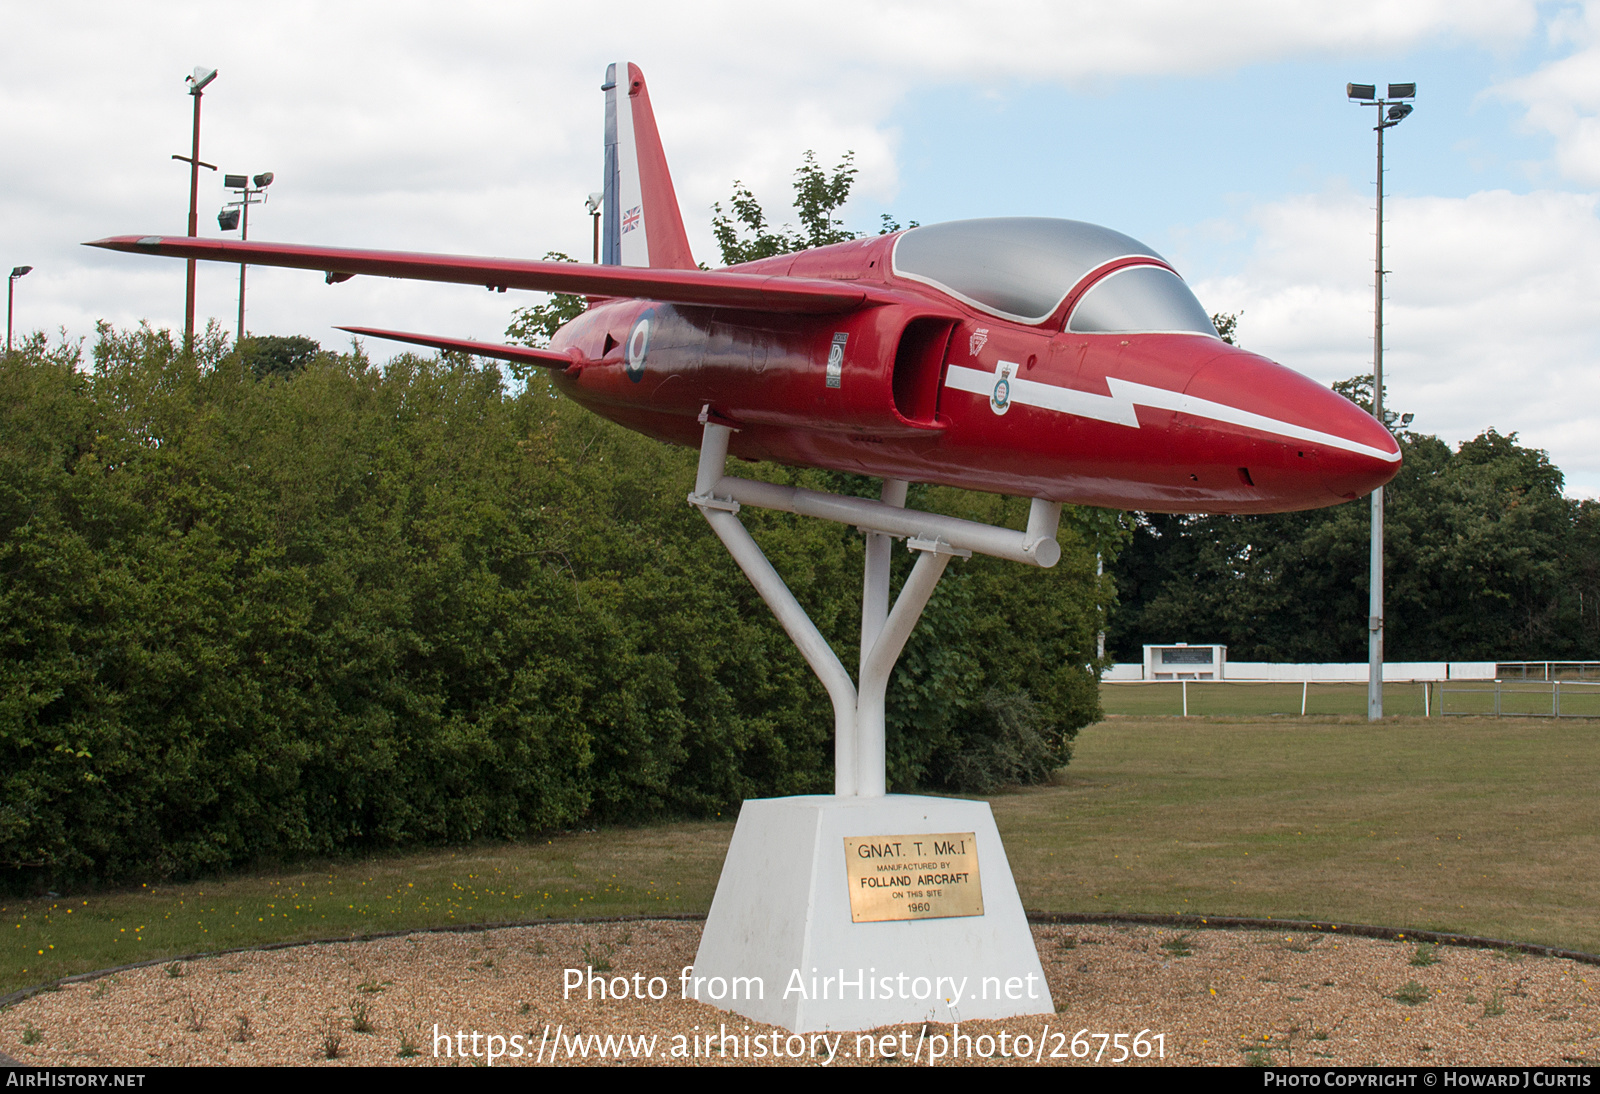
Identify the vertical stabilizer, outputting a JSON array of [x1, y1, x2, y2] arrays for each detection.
[[601, 63, 696, 270]]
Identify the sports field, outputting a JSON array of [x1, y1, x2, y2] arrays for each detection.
[[5, 715, 1597, 997]]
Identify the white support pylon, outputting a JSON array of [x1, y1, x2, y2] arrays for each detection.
[[688, 415, 1059, 796]]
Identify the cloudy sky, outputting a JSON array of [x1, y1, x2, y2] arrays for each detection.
[[4, 1, 1599, 493]]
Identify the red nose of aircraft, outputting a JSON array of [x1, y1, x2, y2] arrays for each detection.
[[1179, 344, 1401, 512]]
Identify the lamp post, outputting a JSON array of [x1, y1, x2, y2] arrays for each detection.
[[1347, 81, 1416, 721], [173, 67, 218, 354], [7, 266, 32, 353], [218, 172, 273, 346]]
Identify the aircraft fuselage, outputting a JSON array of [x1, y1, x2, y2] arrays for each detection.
[[550, 233, 1397, 514]]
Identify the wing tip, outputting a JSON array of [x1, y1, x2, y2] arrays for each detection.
[[84, 235, 170, 251]]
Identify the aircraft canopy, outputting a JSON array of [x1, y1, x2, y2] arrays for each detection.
[[892, 217, 1215, 336], [1066, 265, 1219, 337]]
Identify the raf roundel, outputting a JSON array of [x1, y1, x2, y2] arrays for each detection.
[[625, 308, 653, 382]]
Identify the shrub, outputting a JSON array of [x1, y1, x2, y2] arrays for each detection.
[[0, 327, 1114, 889]]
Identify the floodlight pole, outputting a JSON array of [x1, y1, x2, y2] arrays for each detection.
[[219, 173, 272, 346], [1370, 105, 1386, 724], [1349, 82, 1414, 721], [239, 195, 248, 346]]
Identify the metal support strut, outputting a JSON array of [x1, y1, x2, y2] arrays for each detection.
[[687, 415, 1061, 797]]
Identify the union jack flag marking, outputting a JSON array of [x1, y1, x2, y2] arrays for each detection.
[[622, 205, 641, 234]]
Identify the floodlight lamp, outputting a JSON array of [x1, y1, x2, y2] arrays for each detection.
[[224, 174, 248, 189], [9, 266, 32, 279], [1399, 413, 1414, 426], [585, 191, 604, 214], [253, 172, 274, 188], [218, 207, 241, 231], [1347, 83, 1376, 101], [188, 67, 217, 94], [1388, 83, 1417, 100], [1387, 103, 1414, 123]]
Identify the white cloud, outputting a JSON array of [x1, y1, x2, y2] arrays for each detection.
[[1493, 1, 1600, 184], [1192, 187, 1600, 496]]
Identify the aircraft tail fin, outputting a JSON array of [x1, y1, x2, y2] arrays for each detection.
[[602, 62, 696, 270]]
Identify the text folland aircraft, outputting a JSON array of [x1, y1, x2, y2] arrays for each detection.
[[91, 63, 1399, 520]]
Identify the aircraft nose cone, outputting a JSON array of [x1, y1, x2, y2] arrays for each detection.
[[1184, 349, 1400, 510], [1316, 403, 1402, 500]]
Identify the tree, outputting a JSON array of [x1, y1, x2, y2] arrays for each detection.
[[711, 151, 917, 267], [238, 335, 323, 380], [1104, 379, 1600, 663], [712, 151, 856, 265]]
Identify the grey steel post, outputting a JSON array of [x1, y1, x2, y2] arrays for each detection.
[[238, 187, 248, 345], [1348, 81, 1415, 721], [1368, 99, 1385, 722]]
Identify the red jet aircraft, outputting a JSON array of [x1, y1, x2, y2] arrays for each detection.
[[89, 62, 1402, 798], [91, 63, 1398, 518]]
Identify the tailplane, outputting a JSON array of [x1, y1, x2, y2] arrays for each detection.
[[602, 62, 696, 270]]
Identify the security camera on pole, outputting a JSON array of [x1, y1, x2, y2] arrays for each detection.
[[1346, 81, 1415, 721], [218, 172, 274, 346]]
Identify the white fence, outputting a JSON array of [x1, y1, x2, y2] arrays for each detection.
[[1102, 661, 1496, 683], [1440, 678, 1600, 718], [1495, 661, 1600, 681]]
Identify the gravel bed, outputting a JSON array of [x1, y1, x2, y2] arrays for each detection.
[[2, 921, 1595, 1067]]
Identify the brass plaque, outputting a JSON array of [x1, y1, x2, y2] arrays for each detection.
[[843, 833, 983, 923]]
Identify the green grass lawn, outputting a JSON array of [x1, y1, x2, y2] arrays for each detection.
[[1000, 716, 1600, 956], [2, 823, 730, 997], [6, 715, 1598, 996]]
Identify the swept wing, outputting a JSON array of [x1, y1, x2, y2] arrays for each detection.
[[335, 326, 578, 368], [84, 235, 895, 315]]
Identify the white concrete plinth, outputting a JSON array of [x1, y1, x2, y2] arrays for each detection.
[[690, 794, 1052, 1032]]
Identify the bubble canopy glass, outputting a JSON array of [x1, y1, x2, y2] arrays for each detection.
[[1066, 265, 1218, 336], [891, 217, 1217, 336]]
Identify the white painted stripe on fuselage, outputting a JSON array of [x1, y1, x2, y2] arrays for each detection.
[[945, 362, 1140, 427], [943, 364, 1400, 463]]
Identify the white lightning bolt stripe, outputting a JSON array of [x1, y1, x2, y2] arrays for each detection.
[[944, 364, 1401, 463]]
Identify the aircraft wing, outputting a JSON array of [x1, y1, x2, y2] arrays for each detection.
[[85, 235, 895, 315], [337, 326, 580, 368]]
